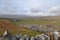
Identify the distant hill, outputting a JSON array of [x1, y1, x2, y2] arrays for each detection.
[[0, 15, 60, 20]]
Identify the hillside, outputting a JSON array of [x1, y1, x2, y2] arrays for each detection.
[[0, 19, 41, 36], [0, 16, 60, 36]]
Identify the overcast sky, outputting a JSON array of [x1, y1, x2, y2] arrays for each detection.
[[0, 0, 60, 16]]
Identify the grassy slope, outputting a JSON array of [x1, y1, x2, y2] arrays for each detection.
[[0, 19, 42, 36], [12, 19, 60, 26], [0, 16, 60, 36]]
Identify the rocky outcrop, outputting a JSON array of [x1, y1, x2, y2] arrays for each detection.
[[20, 24, 60, 33]]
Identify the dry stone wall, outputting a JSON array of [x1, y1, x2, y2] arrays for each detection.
[[0, 31, 60, 40]]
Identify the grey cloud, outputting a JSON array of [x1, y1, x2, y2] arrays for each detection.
[[50, 10, 60, 13], [48, 6, 60, 15], [30, 7, 42, 13]]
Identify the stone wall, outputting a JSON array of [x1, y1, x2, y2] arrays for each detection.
[[0, 31, 60, 40]]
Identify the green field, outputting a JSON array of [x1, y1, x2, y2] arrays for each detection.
[[0, 18, 42, 36], [12, 19, 60, 26], [0, 17, 60, 36]]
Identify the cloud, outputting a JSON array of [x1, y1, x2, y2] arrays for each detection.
[[0, 10, 17, 15], [26, 12, 56, 16], [48, 5, 60, 15], [27, 6, 57, 16], [0, 0, 18, 10], [0, 0, 60, 16], [30, 7, 41, 13]]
